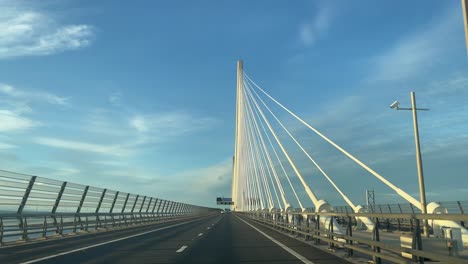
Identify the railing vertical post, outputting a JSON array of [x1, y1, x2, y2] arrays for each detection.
[[138, 196, 146, 224], [110, 191, 119, 213], [77, 186, 89, 214], [18, 176, 37, 214], [346, 216, 354, 256], [157, 200, 165, 215], [18, 176, 37, 241], [139, 196, 147, 213], [131, 195, 139, 213], [315, 215, 320, 245], [413, 218, 424, 264], [121, 193, 130, 213], [146, 197, 153, 213], [0, 217, 4, 245], [329, 217, 335, 250], [152, 199, 159, 213], [373, 218, 381, 264], [386, 204, 392, 231], [96, 189, 107, 214], [95, 189, 107, 228], [457, 201, 465, 227], [130, 195, 139, 225], [397, 203, 403, 231], [52, 182, 67, 214]]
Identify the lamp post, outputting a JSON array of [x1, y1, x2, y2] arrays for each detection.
[[390, 91, 430, 237]]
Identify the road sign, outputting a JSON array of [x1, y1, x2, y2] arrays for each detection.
[[216, 197, 234, 205]]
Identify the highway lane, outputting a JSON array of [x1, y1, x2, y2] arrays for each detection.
[[1, 213, 351, 263], [0, 213, 221, 264], [179, 213, 350, 264]]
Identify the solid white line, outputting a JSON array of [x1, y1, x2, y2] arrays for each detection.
[[235, 215, 314, 264], [176, 245, 188, 253], [21, 216, 211, 264], [198, 233, 203, 236]]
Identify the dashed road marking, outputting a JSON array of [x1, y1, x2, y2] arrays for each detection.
[[176, 246, 188, 253]]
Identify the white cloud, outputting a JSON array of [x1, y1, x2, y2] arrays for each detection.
[[0, 142, 16, 149], [0, 109, 37, 131], [299, 7, 332, 47], [34, 137, 130, 156], [0, 83, 69, 105], [0, 2, 94, 59], [370, 6, 460, 82], [129, 112, 216, 136]]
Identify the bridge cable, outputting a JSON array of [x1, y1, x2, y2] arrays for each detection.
[[244, 74, 421, 209], [246, 76, 359, 211], [243, 78, 320, 208], [244, 88, 284, 210]]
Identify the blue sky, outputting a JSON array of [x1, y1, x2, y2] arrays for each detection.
[[0, 0, 467, 208]]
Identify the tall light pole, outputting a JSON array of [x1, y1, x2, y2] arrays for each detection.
[[390, 91, 430, 237], [462, 0, 468, 55]]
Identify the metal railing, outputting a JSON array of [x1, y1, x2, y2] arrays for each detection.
[[0, 170, 216, 245], [238, 211, 468, 264]]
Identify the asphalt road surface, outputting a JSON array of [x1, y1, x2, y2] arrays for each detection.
[[0, 213, 350, 264]]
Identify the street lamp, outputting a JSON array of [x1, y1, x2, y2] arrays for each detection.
[[390, 91, 430, 237]]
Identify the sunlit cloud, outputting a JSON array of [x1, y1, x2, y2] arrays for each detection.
[[0, 2, 94, 59], [33, 137, 131, 156]]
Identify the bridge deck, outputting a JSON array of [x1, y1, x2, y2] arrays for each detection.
[[0, 213, 350, 263]]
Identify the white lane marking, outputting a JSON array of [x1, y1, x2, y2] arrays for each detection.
[[206, 227, 210, 229], [176, 245, 188, 253], [198, 233, 203, 236], [235, 215, 314, 264], [21, 216, 214, 264]]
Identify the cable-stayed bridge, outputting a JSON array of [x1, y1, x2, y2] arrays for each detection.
[[1, 61, 468, 264]]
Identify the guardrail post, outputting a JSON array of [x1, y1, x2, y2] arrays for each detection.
[[146, 197, 153, 213], [157, 200, 165, 220], [110, 191, 119, 214], [145, 197, 153, 223], [96, 189, 107, 214], [131, 195, 139, 224], [373, 217, 381, 264], [42, 216, 48, 237], [151, 198, 159, 221], [346, 216, 353, 257], [386, 204, 392, 231], [77, 186, 89, 214], [315, 215, 320, 245], [409, 203, 415, 232], [0, 217, 4, 245], [412, 218, 424, 264], [163, 201, 170, 218], [139, 196, 146, 213], [121, 193, 130, 213], [18, 176, 36, 214], [18, 176, 36, 240], [96, 189, 107, 228], [138, 196, 146, 224], [328, 216, 335, 250], [110, 191, 119, 227], [52, 182, 67, 214], [397, 203, 403, 231], [165, 201, 173, 218], [457, 201, 465, 227]]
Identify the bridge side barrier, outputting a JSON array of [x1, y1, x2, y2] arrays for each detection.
[[0, 170, 218, 245], [237, 211, 468, 264]]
